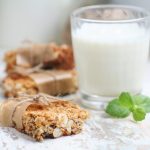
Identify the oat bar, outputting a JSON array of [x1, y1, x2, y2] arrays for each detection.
[[0, 93, 88, 141], [3, 70, 77, 97], [5, 43, 74, 72]]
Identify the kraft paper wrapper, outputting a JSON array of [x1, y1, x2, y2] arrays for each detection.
[[28, 70, 77, 95], [0, 94, 62, 129], [7, 69, 77, 95], [4, 43, 74, 71], [16, 43, 58, 67]]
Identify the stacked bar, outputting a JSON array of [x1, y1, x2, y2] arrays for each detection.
[[0, 93, 88, 141], [3, 43, 77, 97]]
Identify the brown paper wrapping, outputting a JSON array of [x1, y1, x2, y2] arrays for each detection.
[[29, 70, 77, 95], [5, 69, 77, 96], [0, 94, 62, 129], [16, 43, 57, 67], [5, 43, 74, 71]]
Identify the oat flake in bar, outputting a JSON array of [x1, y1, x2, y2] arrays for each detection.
[[0, 93, 88, 141]]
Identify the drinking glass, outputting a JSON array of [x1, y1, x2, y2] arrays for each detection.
[[71, 5, 150, 110]]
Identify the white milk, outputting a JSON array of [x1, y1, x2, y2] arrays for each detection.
[[72, 24, 149, 96]]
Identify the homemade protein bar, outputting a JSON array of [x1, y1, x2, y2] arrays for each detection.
[[3, 70, 77, 97], [5, 43, 74, 72], [0, 93, 88, 141]]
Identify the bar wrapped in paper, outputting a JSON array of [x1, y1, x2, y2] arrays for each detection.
[[5, 43, 74, 72], [0, 93, 88, 141], [3, 70, 77, 97]]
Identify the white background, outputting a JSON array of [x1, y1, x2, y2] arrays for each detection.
[[108, 0, 150, 10], [0, 0, 149, 49]]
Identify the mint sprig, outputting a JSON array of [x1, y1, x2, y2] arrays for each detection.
[[132, 107, 146, 121], [105, 99, 130, 118], [133, 95, 150, 113], [105, 92, 150, 121], [119, 92, 133, 109]]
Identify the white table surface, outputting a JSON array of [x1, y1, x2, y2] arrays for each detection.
[[0, 50, 150, 150]]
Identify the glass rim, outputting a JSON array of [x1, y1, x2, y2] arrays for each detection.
[[71, 5, 150, 23]]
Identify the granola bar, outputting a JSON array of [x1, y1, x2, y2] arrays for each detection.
[[3, 70, 77, 97], [0, 93, 88, 141], [5, 43, 74, 72]]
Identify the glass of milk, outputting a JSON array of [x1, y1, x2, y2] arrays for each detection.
[[71, 5, 150, 110]]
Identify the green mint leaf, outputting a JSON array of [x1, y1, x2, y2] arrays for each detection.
[[132, 107, 146, 121], [105, 99, 130, 118], [105, 92, 150, 122], [119, 92, 133, 109], [133, 95, 150, 113]]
